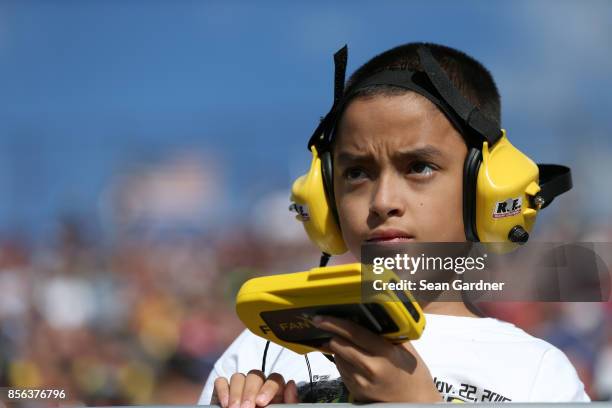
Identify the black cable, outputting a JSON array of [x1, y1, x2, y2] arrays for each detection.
[[319, 252, 331, 267], [261, 340, 270, 373], [304, 354, 314, 396], [261, 254, 332, 402]]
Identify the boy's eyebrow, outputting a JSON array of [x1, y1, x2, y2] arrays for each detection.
[[336, 145, 445, 165]]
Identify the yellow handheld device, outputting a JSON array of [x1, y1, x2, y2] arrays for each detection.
[[235, 263, 425, 355]]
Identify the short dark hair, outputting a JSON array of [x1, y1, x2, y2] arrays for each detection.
[[344, 42, 501, 127]]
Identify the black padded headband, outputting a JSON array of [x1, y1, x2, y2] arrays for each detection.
[[308, 45, 503, 151]]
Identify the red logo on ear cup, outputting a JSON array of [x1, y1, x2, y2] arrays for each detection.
[[492, 197, 522, 218]]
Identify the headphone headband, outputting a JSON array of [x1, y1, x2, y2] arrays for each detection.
[[308, 45, 501, 151]]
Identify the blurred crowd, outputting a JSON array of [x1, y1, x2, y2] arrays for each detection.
[[0, 217, 611, 405], [0, 218, 321, 405]]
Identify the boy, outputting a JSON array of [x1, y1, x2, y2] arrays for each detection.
[[198, 42, 589, 405]]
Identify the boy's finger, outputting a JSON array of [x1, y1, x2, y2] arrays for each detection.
[[334, 354, 370, 395], [268, 392, 284, 405], [284, 380, 299, 404], [334, 352, 363, 382], [318, 341, 333, 354], [313, 315, 384, 352], [228, 373, 246, 408], [255, 372, 284, 406], [328, 335, 373, 375], [240, 370, 265, 408], [213, 377, 230, 408], [400, 338, 420, 355]]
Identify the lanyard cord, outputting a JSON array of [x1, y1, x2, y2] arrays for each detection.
[[258, 253, 334, 401], [261, 340, 271, 373], [260, 341, 316, 400]]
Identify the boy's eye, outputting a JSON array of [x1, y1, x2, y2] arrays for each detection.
[[344, 167, 368, 181], [409, 162, 436, 176]]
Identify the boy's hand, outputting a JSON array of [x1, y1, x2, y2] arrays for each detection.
[[314, 316, 443, 403], [212, 370, 299, 408]]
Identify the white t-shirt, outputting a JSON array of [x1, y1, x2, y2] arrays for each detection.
[[198, 314, 590, 403]]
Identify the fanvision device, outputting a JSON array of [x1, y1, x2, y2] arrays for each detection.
[[235, 263, 425, 355]]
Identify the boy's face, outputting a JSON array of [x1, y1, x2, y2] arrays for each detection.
[[332, 92, 468, 257]]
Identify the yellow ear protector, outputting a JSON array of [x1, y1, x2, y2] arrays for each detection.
[[290, 45, 573, 256], [290, 145, 347, 255]]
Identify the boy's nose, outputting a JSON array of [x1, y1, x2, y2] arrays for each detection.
[[369, 174, 406, 220]]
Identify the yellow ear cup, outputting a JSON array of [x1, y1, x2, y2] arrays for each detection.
[[475, 130, 540, 245], [290, 146, 347, 255]]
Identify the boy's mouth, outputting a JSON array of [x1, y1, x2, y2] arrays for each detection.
[[366, 228, 415, 243]]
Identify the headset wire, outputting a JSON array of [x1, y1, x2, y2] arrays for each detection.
[[261, 340, 271, 373], [305, 354, 314, 393], [319, 252, 331, 267], [259, 253, 333, 402]]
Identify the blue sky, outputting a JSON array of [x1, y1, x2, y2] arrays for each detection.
[[0, 0, 611, 238]]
